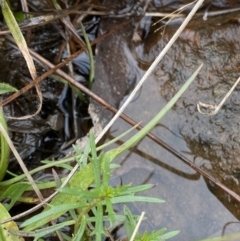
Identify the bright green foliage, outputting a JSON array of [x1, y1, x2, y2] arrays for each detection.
[[20, 133, 165, 241]]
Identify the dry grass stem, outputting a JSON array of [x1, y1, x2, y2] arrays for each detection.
[[130, 212, 145, 241], [152, 0, 197, 27], [145, 12, 185, 17], [95, 0, 205, 145], [0, 123, 44, 201], [197, 76, 240, 116], [0, 160, 80, 224]]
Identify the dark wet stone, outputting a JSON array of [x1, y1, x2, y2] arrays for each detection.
[[90, 0, 140, 129], [139, 13, 240, 216]]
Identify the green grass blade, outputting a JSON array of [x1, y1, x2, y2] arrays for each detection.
[[20, 65, 201, 232], [0, 108, 10, 181], [80, 21, 94, 89], [21, 202, 87, 228], [90, 132, 101, 187], [122, 184, 156, 195], [163, 230, 181, 240], [102, 153, 110, 188], [110, 196, 165, 204], [10, 220, 75, 238], [91, 204, 104, 241], [0, 83, 17, 95], [123, 205, 137, 239], [72, 215, 86, 241], [0, 183, 29, 211], [59, 187, 99, 198], [96, 122, 141, 151], [107, 64, 203, 161]]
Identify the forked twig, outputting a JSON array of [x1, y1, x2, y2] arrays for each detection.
[[197, 77, 240, 116]]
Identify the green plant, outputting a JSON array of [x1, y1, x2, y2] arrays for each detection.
[[0, 64, 201, 241], [0, 65, 202, 240], [0, 83, 17, 181], [9, 133, 178, 241]]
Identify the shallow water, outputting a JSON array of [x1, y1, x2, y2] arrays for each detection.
[[103, 9, 240, 240], [105, 76, 240, 240]]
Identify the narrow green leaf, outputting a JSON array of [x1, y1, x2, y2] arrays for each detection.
[[21, 202, 87, 228], [79, 21, 94, 89], [96, 122, 141, 151], [123, 205, 137, 239], [163, 230, 181, 239], [86, 214, 127, 223], [102, 153, 110, 188], [10, 220, 75, 238], [81, 140, 90, 167], [91, 204, 104, 241], [0, 183, 29, 211], [90, 131, 101, 187], [110, 196, 165, 204], [105, 198, 115, 225], [106, 64, 203, 161], [0, 108, 10, 181], [120, 184, 156, 195], [59, 187, 99, 199], [152, 228, 168, 237], [0, 83, 17, 95], [72, 215, 86, 241]]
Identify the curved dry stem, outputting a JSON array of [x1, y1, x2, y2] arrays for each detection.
[[197, 76, 240, 116]]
